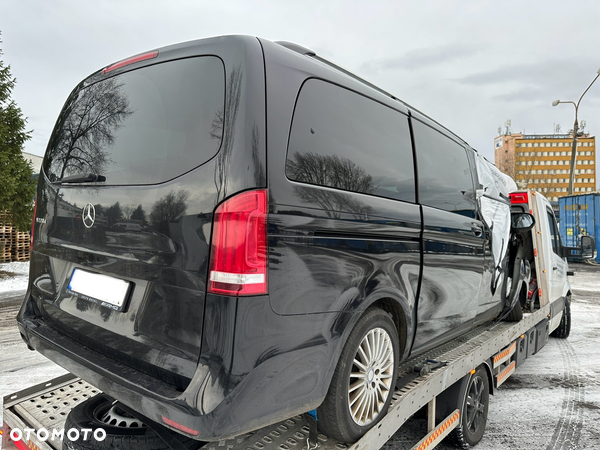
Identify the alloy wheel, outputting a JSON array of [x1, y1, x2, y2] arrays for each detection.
[[348, 327, 395, 426]]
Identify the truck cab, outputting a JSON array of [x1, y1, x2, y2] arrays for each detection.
[[508, 190, 595, 335]]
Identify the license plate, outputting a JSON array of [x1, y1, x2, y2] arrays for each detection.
[[67, 269, 131, 311]]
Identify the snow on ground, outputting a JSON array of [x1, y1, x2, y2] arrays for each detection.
[[0, 261, 30, 295]]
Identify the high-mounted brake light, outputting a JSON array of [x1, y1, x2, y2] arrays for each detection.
[[102, 50, 159, 74], [510, 192, 529, 204], [30, 195, 37, 250], [208, 190, 268, 296]]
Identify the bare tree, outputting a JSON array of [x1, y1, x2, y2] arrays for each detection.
[[286, 152, 376, 219], [150, 191, 189, 235], [46, 77, 133, 181]]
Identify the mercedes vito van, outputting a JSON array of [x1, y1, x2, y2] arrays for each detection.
[[18, 35, 519, 444]]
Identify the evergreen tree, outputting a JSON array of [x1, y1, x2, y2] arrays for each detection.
[[0, 33, 36, 231]]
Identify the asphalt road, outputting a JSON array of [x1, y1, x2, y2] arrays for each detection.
[[1, 263, 598, 449]]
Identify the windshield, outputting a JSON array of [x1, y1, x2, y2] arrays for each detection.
[[44, 56, 225, 185]]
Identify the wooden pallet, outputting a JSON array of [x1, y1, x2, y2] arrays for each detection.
[[14, 252, 30, 262]]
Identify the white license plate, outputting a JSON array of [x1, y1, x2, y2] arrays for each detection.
[[67, 269, 131, 311]]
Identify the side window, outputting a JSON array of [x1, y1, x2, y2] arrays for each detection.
[[286, 79, 415, 203], [547, 210, 560, 254], [412, 120, 477, 217]]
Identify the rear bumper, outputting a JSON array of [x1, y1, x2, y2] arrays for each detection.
[[17, 291, 343, 441]]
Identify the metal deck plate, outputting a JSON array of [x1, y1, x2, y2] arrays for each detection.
[[12, 379, 100, 433], [200, 415, 347, 450]]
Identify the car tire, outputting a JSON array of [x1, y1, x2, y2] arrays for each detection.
[[551, 298, 571, 339], [449, 365, 490, 448], [504, 284, 525, 322], [61, 394, 202, 450], [317, 307, 399, 443]]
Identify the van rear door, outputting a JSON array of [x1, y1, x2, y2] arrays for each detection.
[[30, 54, 226, 390]]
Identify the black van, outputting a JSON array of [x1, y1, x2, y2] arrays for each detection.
[[18, 36, 516, 445]]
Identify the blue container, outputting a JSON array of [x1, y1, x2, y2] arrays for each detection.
[[558, 193, 600, 262]]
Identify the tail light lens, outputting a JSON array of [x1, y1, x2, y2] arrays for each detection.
[[208, 190, 268, 296], [510, 192, 528, 204], [30, 195, 37, 250]]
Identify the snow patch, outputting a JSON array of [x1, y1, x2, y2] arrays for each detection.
[[0, 261, 29, 294]]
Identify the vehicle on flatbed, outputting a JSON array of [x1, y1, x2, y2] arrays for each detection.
[[12, 34, 594, 449], [4, 191, 595, 450]]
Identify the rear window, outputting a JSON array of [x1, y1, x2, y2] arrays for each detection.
[[44, 56, 225, 185]]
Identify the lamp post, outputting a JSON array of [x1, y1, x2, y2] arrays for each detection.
[[552, 67, 600, 195]]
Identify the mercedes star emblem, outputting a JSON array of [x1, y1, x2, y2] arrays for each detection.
[[82, 203, 96, 228]]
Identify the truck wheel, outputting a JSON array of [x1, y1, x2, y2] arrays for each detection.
[[62, 394, 202, 450], [450, 365, 489, 448], [317, 307, 399, 443], [551, 299, 571, 339]]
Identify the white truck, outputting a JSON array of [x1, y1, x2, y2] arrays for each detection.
[[2, 190, 594, 450]]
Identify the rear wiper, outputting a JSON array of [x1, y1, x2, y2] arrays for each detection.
[[57, 173, 107, 184]]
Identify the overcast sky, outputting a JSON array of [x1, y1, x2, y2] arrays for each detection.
[[1, 0, 599, 169]]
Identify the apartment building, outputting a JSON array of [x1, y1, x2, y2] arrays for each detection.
[[494, 132, 596, 203]]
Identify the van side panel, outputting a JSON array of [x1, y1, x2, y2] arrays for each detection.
[[260, 40, 419, 357]]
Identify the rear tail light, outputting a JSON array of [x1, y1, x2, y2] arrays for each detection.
[[509, 192, 528, 204], [30, 195, 37, 250], [208, 190, 268, 296]]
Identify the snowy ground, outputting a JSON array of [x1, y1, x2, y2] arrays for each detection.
[[0, 262, 598, 449], [0, 261, 30, 296]]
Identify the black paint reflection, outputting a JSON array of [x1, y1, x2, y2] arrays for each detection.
[[211, 65, 243, 201], [150, 191, 189, 236]]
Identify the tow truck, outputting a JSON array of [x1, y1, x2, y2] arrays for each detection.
[[2, 190, 595, 450]]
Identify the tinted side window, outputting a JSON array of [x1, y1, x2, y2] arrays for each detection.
[[45, 57, 225, 185], [413, 120, 476, 217], [286, 79, 415, 203]]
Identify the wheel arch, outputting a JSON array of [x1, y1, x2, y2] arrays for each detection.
[[370, 297, 409, 360]]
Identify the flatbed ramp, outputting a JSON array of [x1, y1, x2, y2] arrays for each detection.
[[3, 303, 551, 450]]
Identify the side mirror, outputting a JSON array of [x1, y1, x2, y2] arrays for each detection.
[[581, 235, 596, 260], [511, 212, 535, 232]]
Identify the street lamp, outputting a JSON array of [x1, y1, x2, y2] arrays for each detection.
[[552, 67, 600, 195]]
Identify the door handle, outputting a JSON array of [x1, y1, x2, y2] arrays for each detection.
[[553, 266, 558, 270], [471, 223, 483, 237]]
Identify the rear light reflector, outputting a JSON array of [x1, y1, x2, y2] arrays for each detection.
[[208, 190, 268, 296], [161, 416, 199, 436], [102, 50, 159, 74], [510, 192, 528, 204]]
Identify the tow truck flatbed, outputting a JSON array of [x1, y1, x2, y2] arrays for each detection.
[[3, 303, 553, 450]]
